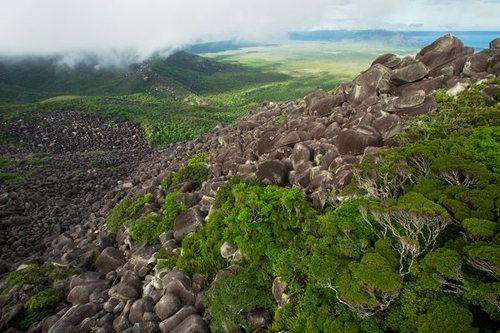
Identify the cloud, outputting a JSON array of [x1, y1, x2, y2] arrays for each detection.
[[0, 0, 498, 63], [0, 0, 333, 59]]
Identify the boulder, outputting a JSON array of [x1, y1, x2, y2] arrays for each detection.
[[67, 280, 111, 304], [304, 89, 328, 107], [293, 162, 314, 188], [322, 122, 342, 140], [308, 170, 335, 192], [396, 96, 438, 117], [290, 143, 314, 169], [162, 270, 196, 305], [132, 321, 160, 333], [129, 297, 155, 325], [155, 293, 182, 320], [173, 207, 206, 242], [0, 304, 23, 332], [333, 169, 353, 189], [372, 114, 402, 140], [110, 270, 143, 300], [337, 127, 382, 155], [95, 247, 125, 274], [247, 309, 272, 329], [394, 90, 426, 110], [256, 160, 291, 186], [392, 75, 445, 96], [371, 53, 402, 68], [488, 51, 500, 76], [170, 315, 209, 333], [220, 241, 238, 259], [306, 92, 346, 117], [277, 131, 313, 147], [416, 34, 472, 72], [482, 84, 500, 99], [348, 64, 391, 105], [490, 37, 500, 49], [463, 51, 490, 76], [390, 61, 429, 85], [272, 277, 289, 306], [257, 131, 282, 155], [159, 305, 197, 333]]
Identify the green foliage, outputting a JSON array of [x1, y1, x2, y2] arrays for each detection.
[[162, 153, 209, 190], [204, 267, 274, 332], [89, 160, 106, 168], [417, 299, 477, 333], [0, 157, 14, 167], [463, 218, 498, 240], [0, 172, 24, 183], [3, 263, 70, 294], [154, 248, 180, 271], [220, 181, 317, 268], [128, 191, 187, 244], [106, 193, 153, 232], [24, 153, 51, 165], [19, 288, 63, 330]]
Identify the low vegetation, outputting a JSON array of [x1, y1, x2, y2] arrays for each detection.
[[170, 83, 500, 332], [2, 263, 72, 330]]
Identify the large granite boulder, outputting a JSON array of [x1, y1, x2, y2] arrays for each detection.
[[416, 34, 473, 75], [337, 127, 382, 155], [390, 61, 429, 85], [348, 64, 392, 105], [95, 247, 126, 274], [173, 207, 206, 242], [256, 160, 291, 186]]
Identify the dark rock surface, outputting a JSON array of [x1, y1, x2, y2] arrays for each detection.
[[1, 34, 499, 332]]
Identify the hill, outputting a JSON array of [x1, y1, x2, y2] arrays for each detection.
[[289, 29, 425, 48], [0, 51, 252, 103], [1, 34, 500, 332]]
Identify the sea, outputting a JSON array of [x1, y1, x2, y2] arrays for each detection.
[[398, 31, 500, 51]]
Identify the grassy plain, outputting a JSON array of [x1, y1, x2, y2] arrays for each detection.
[[0, 41, 420, 145]]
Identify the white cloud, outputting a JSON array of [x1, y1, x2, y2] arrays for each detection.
[[0, 0, 498, 59]]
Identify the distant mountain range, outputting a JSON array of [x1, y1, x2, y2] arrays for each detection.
[[0, 51, 241, 103], [288, 29, 425, 47]]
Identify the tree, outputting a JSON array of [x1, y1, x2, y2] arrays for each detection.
[[464, 243, 500, 280], [323, 251, 402, 318], [420, 248, 463, 293], [360, 192, 451, 275], [417, 299, 477, 333]]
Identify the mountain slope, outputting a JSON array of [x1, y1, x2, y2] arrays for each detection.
[[0, 51, 249, 103], [1, 34, 500, 332]]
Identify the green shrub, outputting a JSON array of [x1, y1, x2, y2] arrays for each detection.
[[3, 263, 70, 294], [463, 218, 498, 240], [106, 193, 153, 232], [204, 267, 274, 332], [24, 153, 51, 165], [19, 288, 63, 330], [0, 172, 24, 183], [161, 153, 209, 190], [128, 190, 187, 244], [0, 157, 14, 167], [89, 160, 106, 168]]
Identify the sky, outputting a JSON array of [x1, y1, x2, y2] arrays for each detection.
[[0, 0, 499, 60]]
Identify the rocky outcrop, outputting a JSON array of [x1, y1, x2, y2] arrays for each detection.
[[1, 34, 500, 332]]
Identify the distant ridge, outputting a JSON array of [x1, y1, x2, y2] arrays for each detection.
[[288, 29, 425, 47], [398, 30, 500, 50], [0, 51, 241, 103]]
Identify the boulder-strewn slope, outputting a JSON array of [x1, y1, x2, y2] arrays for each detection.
[[1, 34, 500, 332]]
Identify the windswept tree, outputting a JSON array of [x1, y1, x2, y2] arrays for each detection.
[[360, 192, 451, 275]]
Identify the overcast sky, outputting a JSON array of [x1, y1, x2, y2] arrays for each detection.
[[0, 0, 499, 58]]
